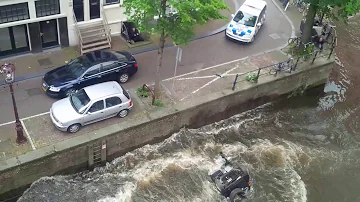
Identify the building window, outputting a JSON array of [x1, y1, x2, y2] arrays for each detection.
[[104, 0, 120, 5], [35, 0, 60, 18], [0, 3, 29, 24]]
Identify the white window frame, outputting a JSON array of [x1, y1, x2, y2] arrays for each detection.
[[104, 0, 120, 6]]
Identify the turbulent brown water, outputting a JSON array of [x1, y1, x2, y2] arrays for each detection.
[[17, 16, 360, 202]]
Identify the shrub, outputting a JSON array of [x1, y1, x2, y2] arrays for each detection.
[[136, 87, 149, 97], [153, 99, 164, 107], [245, 73, 258, 83]]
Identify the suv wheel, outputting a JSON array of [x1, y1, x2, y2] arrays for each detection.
[[119, 73, 129, 83], [229, 188, 246, 202], [67, 124, 81, 133]]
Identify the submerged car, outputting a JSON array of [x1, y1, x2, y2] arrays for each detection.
[[42, 50, 137, 98], [209, 152, 251, 202], [225, 0, 267, 43], [50, 81, 133, 133]]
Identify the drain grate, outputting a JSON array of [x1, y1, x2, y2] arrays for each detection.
[[37, 58, 52, 66]]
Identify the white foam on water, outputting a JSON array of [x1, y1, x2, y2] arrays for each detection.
[[287, 170, 307, 202], [98, 182, 136, 202], [19, 100, 359, 202], [96, 151, 219, 202]]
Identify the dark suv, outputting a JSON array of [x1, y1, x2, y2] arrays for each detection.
[[42, 50, 138, 98]]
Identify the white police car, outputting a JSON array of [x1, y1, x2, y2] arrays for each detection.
[[225, 0, 267, 43]]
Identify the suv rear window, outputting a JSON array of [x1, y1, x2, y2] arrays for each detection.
[[121, 86, 130, 99]]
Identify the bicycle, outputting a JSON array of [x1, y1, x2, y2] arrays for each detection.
[[287, 0, 307, 13], [269, 59, 294, 75], [302, 42, 315, 60], [288, 37, 302, 55], [301, 3, 310, 16], [321, 22, 336, 45]]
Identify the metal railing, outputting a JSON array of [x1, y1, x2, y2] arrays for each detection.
[[101, 4, 112, 44], [72, 11, 83, 53], [231, 45, 336, 91]]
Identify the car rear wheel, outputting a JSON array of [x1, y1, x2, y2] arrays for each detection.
[[229, 188, 246, 202], [117, 109, 129, 118], [118, 73, 129, 83], [65, 88, 76, 97], [67, 124, 81, 133]]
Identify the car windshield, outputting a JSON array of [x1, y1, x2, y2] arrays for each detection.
[[66, 57, 90, 78], [233, 11, 257, 27], [70, 89, 90, 113]]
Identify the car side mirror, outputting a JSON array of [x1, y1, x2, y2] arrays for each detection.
[[231, 14, 235, 18], [257, 23, 262, 27]]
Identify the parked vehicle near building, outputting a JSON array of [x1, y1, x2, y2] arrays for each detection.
[[42, 50, 138, 98], [225, 0, 267, 43], [50, 81, 133, 133]]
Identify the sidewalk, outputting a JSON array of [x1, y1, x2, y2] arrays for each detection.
[[0, 0, 235, 86], [272, 0, 303, 36]]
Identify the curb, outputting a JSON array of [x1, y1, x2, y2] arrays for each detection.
[[269, 0, 297, 56], [0, 0, 240, 87], [270, 0, 296, 39]]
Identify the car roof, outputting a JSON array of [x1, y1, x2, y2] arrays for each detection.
[[238, 0, 267, 16], [82, 50, 126, 65], [84, 81, 123, 100]]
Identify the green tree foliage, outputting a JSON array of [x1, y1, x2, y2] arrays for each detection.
[[301, 0, 360, 45], [122, 0, 228, 97]]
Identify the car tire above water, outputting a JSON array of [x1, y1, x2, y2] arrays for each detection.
[[118, 73, 129, 83], [117, 109, 129, 118], [67, 123, 81, 133], [229, 188, 246, 202]]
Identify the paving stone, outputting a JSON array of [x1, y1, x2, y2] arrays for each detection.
[[26, 88, 43, 97], [37, 58, 52, 66], [0, 123, 32, 161]]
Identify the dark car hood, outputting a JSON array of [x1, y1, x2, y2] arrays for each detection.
[[44, 65, 77, 86]]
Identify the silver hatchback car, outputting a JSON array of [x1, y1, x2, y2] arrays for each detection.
[[50, 81, 133, 133]]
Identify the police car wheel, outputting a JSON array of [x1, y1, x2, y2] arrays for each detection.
[[250, 34, 255, 42]]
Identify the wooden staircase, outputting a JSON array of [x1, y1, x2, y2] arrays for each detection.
[[73, 10, 112, 55]]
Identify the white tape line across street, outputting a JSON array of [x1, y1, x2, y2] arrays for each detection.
[[21, 111, 50, 121], [180, 64, 241, 101], [162, 57, 249, 82], [0, 120, 15, 127], [0, 112, 50, 127]]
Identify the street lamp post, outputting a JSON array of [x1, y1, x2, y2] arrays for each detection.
[[0, 63, 27, 144]]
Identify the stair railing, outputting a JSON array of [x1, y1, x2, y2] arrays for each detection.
[[72, 11, 84, 54], [101, 5, 112, 44]]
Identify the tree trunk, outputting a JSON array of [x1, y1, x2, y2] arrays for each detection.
[[154, 30, 166, 98], [300, 3, 318, 47]]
